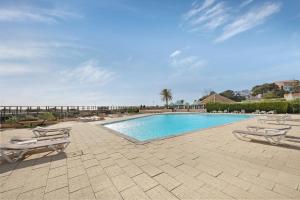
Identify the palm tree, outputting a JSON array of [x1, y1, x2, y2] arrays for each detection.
[[160, 89, 173, 108]]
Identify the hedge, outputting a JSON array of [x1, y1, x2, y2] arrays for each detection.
[[287, 100, 300, 113], [206, 100, 300, 114]]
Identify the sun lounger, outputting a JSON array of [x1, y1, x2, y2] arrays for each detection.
[[233, 128, 288, 145], [247, 125, 291, 131], [10, 134, 69, 143], [33, 126, 71, 137], [0, 138, 70, 163], [78, 115, 104, 122], [258, 115, 285, 124]]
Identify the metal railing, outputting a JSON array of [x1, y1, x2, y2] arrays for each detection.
[[0, 105, 204, 123], [0, 105, 138, 122]]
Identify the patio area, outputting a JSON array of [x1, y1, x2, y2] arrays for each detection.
[[1, 115, 300, 200]]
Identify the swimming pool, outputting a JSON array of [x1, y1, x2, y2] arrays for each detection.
[[103, 113, 252, 142]]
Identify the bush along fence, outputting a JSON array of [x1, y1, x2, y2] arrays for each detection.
[[206, 100, 300, 114]]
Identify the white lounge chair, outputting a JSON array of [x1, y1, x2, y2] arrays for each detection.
[[33, 126, 71, 137], [0, 138, 70, 163], [10, 133, 69, 143], [246, 125, 291, 132], [233, 128, 288, 145]]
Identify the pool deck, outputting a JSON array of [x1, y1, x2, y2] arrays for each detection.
[[1, 114, 300, 200]]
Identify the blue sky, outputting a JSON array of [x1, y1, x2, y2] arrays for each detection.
[[0, 0, 299, 106]]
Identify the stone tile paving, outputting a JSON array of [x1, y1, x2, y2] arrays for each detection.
[[1, 115, 300, 199]]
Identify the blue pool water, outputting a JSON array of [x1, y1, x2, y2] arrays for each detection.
[[104, 114, 252, 142]]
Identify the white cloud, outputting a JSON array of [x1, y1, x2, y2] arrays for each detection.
[[61, 60, 115, 85], [240, 0, 254, 8], [0, 41, 88, 60], [215, 2, 281, 43], [182, 0, 228, 32], [0, 7, 81, 23], [169, 50, 206, 77], [184, 0, 215, 20], [0, 46, 47, 60], [169, 50, 181, 58], [0, 63, 32, 77]]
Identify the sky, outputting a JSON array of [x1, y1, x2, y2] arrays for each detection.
[[0, 0, 300, 106]]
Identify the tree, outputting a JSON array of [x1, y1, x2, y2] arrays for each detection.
[[219, 90, 246, 102], [291, 80, 300, 93], [219, 90, 235, 99], [199, 91, 216, 101], [251, 82, 284, 98], [251, 83, 280, 96], [160, 89, 173, 108]]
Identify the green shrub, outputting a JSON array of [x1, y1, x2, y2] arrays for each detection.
[[287, 100, 300, 113], [38, 112, 56, 121], [127, 107, 139, 113], [5, 116, 18, 124], [206, 101, 291, 113], [18, 115, 38, 121]]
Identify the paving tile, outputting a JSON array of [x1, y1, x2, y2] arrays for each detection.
[[1, 174, 28, 192], [115, 157, 131, 167], [176, 164, 201, 177], [67, 159, 83, 169], [195, 163, 223, 177], [132, 158, 148, 167], [50, 159, 67, 169], [70, 186, 96, 200], [104, 164, 124, 177], [154, 173, 181, 191], [197, 173, 228, 191], [159, 164, 182, 178], [133, 173, 158, 191], [140, 164, 163, 177], [17, 187, 45, 200], [175, 173, 204, 190], [272, 184, 300, 199], [69, 174, 90, 193], [248, 185, 287, 199], [111, 174, 135, 192], [68, 165, 86, 178], [45, 174, 68, 193], [100, 158, 115, 168], [123, 164, 143, 177], [218, 173, 252, 191], [90, 174, 113, 192], [171, 185, 201, 200], [146, 185, 179, 200], [195, 184, 233, 199], [121, 185, 150, 200], [81, 154, 94, 161], [95, 153, 110, 161], [163, 158, 183, 167], [95, 186, 122, 200], [222, 184, 260, 199], [86, 165, 105, 178], [1, 188, 23, 200], [22, 173, 48, 192], [147, 157, 166, 167], [238, 172, 275, 190], [109, 153, 123, 160], [83, 159, 99, 169], [44, 187, 69, 200], [48, 165, 67, 178]]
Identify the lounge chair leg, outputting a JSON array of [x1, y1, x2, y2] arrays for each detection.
[[0, 149, 27, 163], [265, 135, 285, 145], [233, 132, 251, 142]]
